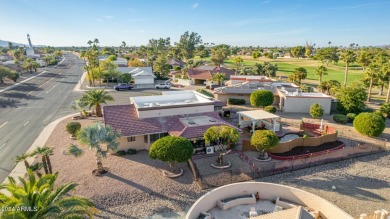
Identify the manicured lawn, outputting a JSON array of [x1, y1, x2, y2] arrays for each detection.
[[193, 56, 365, 86]]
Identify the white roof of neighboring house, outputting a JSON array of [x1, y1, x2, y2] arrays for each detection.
[[117, 67, 156, 78]]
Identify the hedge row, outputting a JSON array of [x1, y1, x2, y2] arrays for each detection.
[[227, 98, 246, 105]]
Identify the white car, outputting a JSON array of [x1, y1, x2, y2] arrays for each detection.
[[155, 82, 171, 89]]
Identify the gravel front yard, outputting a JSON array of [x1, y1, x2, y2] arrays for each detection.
[[40, 115, 390, 218], [42, 117, 204, 219]]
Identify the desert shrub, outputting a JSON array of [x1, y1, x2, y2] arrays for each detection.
[[346, 113, 357, 122], [116, 150, 126, 156], [66, 122, 81, 137], [353, 112, 385, 137], [373, 110, 386, 122], [127, 149, 137, 155], [333, 114, 348, 124], [379, 103, 390, 118], [227, 98, 246, 105], [173, 66, 181, 71], [196, 88, 214, 97], [250, 90, 274, 108], [264, 105, 276, 113], [7, 72, 19, 82], [310, 103, 323, 118]]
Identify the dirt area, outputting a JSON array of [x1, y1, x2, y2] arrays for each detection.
[[39, 117, 204, 218]]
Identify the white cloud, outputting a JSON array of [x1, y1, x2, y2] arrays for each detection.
[[105, 15, 113, 19], [96, 18, 103, 22], [192, 3, 199, 9]]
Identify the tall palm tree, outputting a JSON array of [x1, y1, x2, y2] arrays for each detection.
[[340, 50, 357, 87], [366, 63, 380, 102], [0, 169, 96, 218], [80, 89, 114, 117], [291, 67, 307, 86], [314, 65, 328, 83], [212, 72, 226, 85], [15, 152, 32, 170], [77, 122, 121, 175]]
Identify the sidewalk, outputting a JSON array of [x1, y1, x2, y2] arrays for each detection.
[[1, 113, 78, 185]]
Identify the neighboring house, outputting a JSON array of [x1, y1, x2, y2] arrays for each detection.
[[170, 65, 235, 86], [103, 90, 238, 155], [113, 58, 128, 67], [0, 55, 13, 62], [228, 75, 276, 86], [117, 67, 156, 88], [214, 80, 333, 115], [167, 58, 185, 69]]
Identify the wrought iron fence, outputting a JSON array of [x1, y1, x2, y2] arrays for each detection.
[[196, 143, 386, 190]]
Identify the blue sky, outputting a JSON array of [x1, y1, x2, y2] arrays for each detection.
[[1, 0, 389, 47]]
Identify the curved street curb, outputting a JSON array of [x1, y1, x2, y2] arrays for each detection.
[[1, 113, 78, 185]]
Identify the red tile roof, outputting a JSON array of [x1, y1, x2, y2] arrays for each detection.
[[103, 104, 240, 139], [188, 66, 235, 80]]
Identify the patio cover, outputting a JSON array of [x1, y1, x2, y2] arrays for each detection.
[[237, 110, 280, 120], [238, 110, 280, 132]]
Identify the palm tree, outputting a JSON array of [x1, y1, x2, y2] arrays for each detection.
[[80, 89, 114, 117], [87, 40, 93, 47], [314, 65, 328, 83], [340, 50, 357, 87], [366, 63, 380, 102], [318, 80, 340, 95], [15, 152, 32, 170], [29, 163, 44, 178], [290, 67, 307, 86], [71, 99, 88, 118], [77, 122, 121, 175], [212, 72, 226, 85], [32, 147, 49, 174], [0, 169, 96, 218]]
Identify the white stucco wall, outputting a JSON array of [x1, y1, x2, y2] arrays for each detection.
[[134, 77, 154, 85], [282, 97, 332, 115]]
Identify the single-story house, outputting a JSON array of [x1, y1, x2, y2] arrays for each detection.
[[214, 80, 333, 115], [167, 58, 185, 69], [228, 75, 276, 85], [170, 65, 235, 86], [113, 58, 128, 67], [103, 91, 239, 155], [118, 67, 156, 88]]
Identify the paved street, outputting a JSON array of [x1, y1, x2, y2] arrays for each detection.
[[0, 53, 84, 182], [0, 53, 196, 182]]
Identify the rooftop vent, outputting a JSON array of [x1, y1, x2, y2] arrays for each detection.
[[188, 120, 196, 125]]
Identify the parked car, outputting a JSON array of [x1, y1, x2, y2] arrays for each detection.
[[114, 83, 133, 91], [155, 82, 171, 89], [210, 84, 221, 90]]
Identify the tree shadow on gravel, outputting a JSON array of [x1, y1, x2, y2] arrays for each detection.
[[95, 208, 138, 219], [97, 172, 196, 209]]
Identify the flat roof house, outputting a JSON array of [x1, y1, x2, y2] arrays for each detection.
[[214, 77, 333, 115], [118, 67, 156, 88], [103, 91, 239, 155]]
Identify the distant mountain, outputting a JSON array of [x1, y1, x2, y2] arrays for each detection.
[[0, 39, 27, 48], [0, 39, 45, 48]]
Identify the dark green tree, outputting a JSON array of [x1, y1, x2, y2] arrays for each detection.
[[149, 136, 193, 173], [250, 90, 274, 108]]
